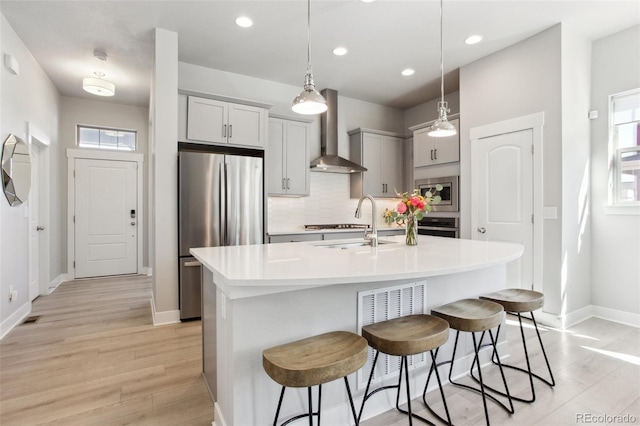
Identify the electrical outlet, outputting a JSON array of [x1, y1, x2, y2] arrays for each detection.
[[8, 286, 17, 302]]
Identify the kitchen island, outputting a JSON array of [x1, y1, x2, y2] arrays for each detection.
[[191, 235, 522, 426]]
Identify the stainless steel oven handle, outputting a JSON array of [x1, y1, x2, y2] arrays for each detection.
[[418, 226, 458, 232], [184, 261, 201, 267]]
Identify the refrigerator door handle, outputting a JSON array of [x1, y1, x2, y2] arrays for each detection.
[[184, 260, 201, 267], [219, 162, 227, 247]]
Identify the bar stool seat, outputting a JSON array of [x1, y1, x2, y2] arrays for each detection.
[[479, 289, 555, 403], [263, 331, 367, 425], [359, 315, 452, 425], [425, 298, 513, 426]]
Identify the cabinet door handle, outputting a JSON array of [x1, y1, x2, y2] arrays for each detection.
[[229, 124, 233, 138], [434, 149, 437, 160], [282, 178, 286, 190], [286, 178, 290, 189], [430, 149, 434, 160], [223, 124, 227, 138]]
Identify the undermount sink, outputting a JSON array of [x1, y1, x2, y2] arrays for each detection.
[[313, 240, 396, 249]]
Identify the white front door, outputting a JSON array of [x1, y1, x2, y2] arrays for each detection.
[[74, 158, 138, 278], [473, 129, 534, 289]]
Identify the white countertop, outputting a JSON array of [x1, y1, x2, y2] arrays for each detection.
[[190, 235, 523, 299]]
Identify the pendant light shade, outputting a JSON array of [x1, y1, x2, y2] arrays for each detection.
[[83, 71, 115, 97], [428, 0, 456, 138], [292, 0, 327, 115]]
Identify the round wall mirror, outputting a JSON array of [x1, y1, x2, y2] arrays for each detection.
[[2, 134, 32, 206]]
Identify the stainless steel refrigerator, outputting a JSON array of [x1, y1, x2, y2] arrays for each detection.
[[178, 143, 264, 320]]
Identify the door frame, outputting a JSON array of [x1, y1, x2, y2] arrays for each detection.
[[470, 112, 544, 293], [67, 149, 144, 279], [27, 121, 51, 298]]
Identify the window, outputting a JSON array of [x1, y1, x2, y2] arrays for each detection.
[[77, 125, 137, 151], [610, 89, 640, 205]]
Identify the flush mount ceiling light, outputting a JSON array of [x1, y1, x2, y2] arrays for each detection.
[[428, 0, 457, 138], [402, 68, 415, 76], [83, 71, 115, 97], [235, 16, 253, 28], [465, 34, 483, 45], [292, 0, 327, 115]]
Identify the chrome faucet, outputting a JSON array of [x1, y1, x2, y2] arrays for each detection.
[[355, 194, 378, 247]]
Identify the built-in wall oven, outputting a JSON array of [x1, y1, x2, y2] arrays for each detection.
[[415, 176, 458, 212], [418, 216, 459, 238]]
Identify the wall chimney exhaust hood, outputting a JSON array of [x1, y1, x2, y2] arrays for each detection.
[[310, 89, 367, 174]]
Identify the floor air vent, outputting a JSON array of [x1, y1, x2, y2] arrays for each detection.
[[357, 281, 427, 389], [21, 315, 41, 325]]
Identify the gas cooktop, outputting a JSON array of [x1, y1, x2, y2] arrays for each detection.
[[304, 223, 369, 231]]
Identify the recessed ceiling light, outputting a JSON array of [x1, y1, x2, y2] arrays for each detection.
[[333, 47, 348, 56], [465, 35, 483, 45], [235, 16, 253, 28], [402, 68, 415, 76]]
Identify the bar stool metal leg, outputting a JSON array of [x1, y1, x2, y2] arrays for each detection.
[[471, 312, 555, 403]]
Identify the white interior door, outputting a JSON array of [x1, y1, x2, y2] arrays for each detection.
[[473, 129, 534, 289], [75, 158, 138, 278]]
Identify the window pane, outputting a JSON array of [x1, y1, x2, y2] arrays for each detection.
[[613, 91, 640, 125], [78, 127, 100, 148], [99, 129, 119, 150], [619, 148, 640, 203], [118, 132, 136, 151], [615, 122, 640, 149]]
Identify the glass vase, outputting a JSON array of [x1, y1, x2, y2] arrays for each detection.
[[405, 214, 418, 246]]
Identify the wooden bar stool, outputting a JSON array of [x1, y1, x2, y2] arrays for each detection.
[[262, 331, 368, 426], [358, 314, 452, 426], [477, 289, 555, 403], [426, 299, 514, 426]]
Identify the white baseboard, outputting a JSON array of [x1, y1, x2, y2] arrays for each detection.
[[0, 301, 32, 340], [536, 305, 640, 330], [142, 267, 153, 276], [213, 403, 226, 426], [150, 297, 180, 326], [48, 273, 69, 294]]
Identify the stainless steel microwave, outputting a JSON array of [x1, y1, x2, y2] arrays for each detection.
[[415, 176, 459, 212]]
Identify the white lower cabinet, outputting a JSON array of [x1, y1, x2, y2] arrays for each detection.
[[267, 118, 310, 196]]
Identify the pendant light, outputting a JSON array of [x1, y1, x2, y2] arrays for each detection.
[[428, 0, 456, 137], [292, 0, 327, 115]]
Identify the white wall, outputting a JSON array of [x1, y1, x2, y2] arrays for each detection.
[[59, 97, 150, 268], [0, 14, 60, 331], [590, 25, 640, 317], [150, 29, 179, 322], [560, 27, 593, 316], [459, 25, 563, 314]]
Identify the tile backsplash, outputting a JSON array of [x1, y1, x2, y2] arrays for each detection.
[[268, 173, 402, 232]]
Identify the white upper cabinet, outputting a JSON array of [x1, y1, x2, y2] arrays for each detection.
[[413, 118, 460, 167], [267, 118, 310, 196], [349, 128, 404, 198], [187, 96, 266, 148]]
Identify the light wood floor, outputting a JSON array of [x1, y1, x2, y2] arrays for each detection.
[[0, 275, 213, 425], [2, 276, 639, 426], [363, 314, 640, 426]]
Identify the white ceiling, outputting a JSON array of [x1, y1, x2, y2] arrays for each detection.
[[1, 1, 638, 109]]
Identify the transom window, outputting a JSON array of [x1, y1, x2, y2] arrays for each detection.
[[77, 125, 137, 151], [610, 89, 640, 204]]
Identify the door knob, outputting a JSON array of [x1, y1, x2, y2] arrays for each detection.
[[36, 225, 45, 231], [477, 227, 486, 234]]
